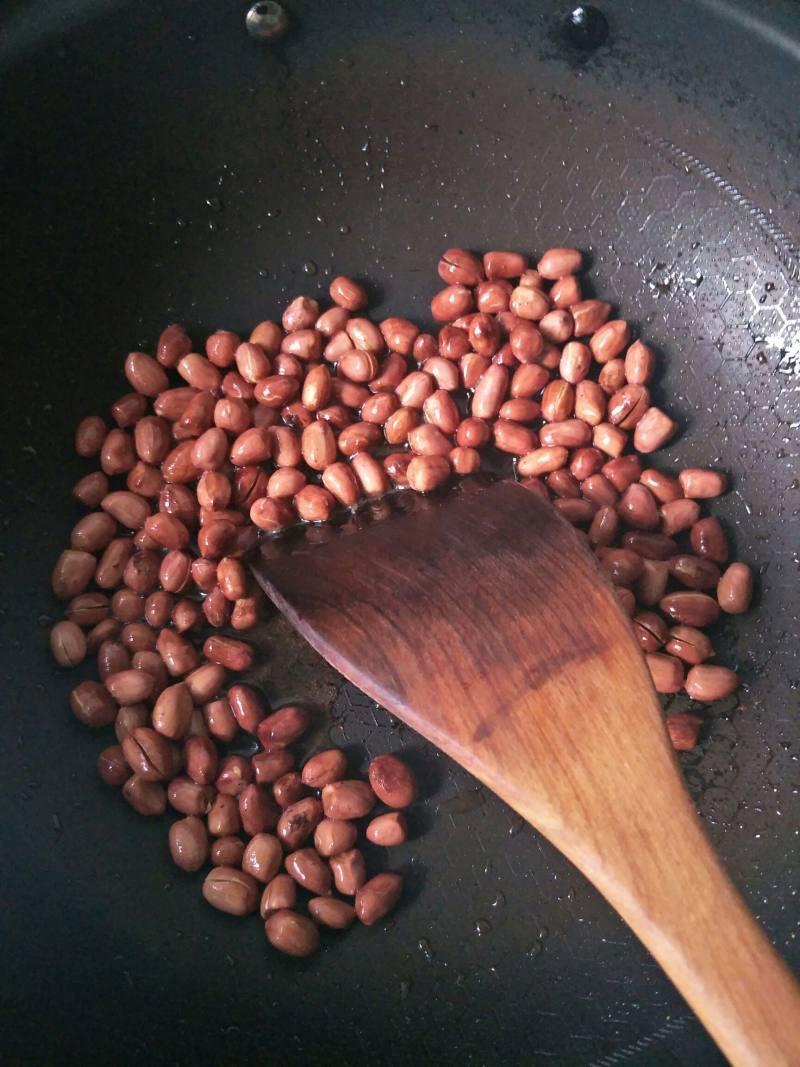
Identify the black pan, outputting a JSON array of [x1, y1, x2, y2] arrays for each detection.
[[1, 2, 798, 1064]]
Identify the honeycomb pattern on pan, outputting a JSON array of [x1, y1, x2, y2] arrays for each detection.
[[4, 56, 798, 1067], [278, 108, 799, 1067]]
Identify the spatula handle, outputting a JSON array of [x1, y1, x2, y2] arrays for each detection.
[[537, 765, 800, 1067], [252, 482, 800, 1065]]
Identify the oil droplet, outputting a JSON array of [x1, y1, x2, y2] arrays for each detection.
[[302, 261, 318, 275], [474, 918, 492, 936], [205, 196, 224, 213], [399, 978, 412, 999], [508, 814, 524, 835], [492, 891, 505, 908], [562, 5, 609, 50], [339, 223, 351, 234], [417, 937, 433, 962]]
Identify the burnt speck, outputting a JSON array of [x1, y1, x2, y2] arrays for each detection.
[[562, 6, 609, 50]]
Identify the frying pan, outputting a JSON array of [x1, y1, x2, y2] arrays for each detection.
[[1, 1, 798, 1064]]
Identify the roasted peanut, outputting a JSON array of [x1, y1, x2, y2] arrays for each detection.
[[151, 682, 193, 740], [604, 456, 645, 492], [639, 468, 682, 504], [301, 749, 348, 789], [184, 734, 219, 785], [265, 909, 320, 956], [539, 420, 591, 450], [321, 780, 376, 820], [368, 754, 417, 809], [242, 833, 283, 884], [70, 680, 117, 728], [517, 447, 568, 478], [431, 284, 474, 323], [634, 558, 669, 607], [75, 415, 107, 457], [122, 727, 174, 781], [273, 772, 306, 810], [212, 836, 246, 867], [203, 635, 253, 671], [685, 665, 739, 702], [202, 866, 259, 915], [96, 744, 130, 786], [483, 250, 528, 279], [633, 407, 678, 453], [666, 713, 703, 752], [50, 620, 87, 667], [330, 848, 367, 896], [550, 275, 581, 308], [597, 547, 643, 586], [717, 562, 753, 614], [73, 470, 109, 508], [252, 748, 295, 785], [169, 815, 209, 872], [207, 793, 241, 836], [537, 247, 582, 280], [285, 848, 333, 895], [632, 611, 668, 653], [366, 812, 408, 846], [573, 380, 606, 426], [509, 285, 549, 321], [589, 320, 630, 364], [679, 467, 727, 499], [665, 626, 714, 665], [52, 550, 96, 600], [624, 340, 655, 385], [690, 516, 729, 562], [314, 818, 358, 858], [661, 499, 701, 537], [226, 683, 265, 734], [618, 484, 659, 530], [668, 554, 721, 591], [407, 455, 450, 492], [355, 872, 403, 926], [308, 897, 356, 930], [123, 776, 167, 816], [351, 451, 391, 496], [277, 797, 323, 850], [659, 592, 720, 627], [450, 446, 481, 474]]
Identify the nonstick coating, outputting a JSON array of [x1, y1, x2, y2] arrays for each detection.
[[1, 2, 798, 1064]]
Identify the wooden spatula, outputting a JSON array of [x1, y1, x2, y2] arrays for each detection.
[[251, 478, 800, 1066]]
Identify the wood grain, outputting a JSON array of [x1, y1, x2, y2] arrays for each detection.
[[252, 479, 800, 1066]]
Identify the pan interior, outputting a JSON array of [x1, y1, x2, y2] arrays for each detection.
[[0, 2, 798, 1065]]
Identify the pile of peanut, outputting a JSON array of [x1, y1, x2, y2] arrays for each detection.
[[50, 246, 752, 951]]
